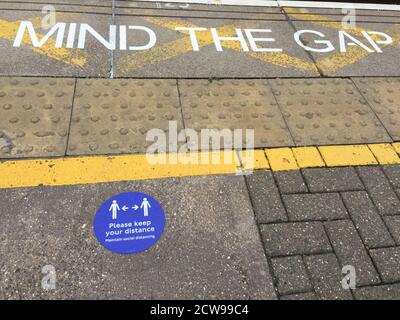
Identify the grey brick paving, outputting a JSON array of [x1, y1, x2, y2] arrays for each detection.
[[255, 166, 400, 299], [303, 167, 364, 193], [283, 193, 348, 221], [273, 171, 308, 194], [341, 191, 395, 248], [384, 216, 400, 245], [271, 256, 312, 295], [246, 171, 287, 223], [304, 253, 353, 300], [370, 247, 400, 283], [354, 283, 400, 300], [260, 222, 332, 257], [324, 220, 380, 286], [280, 292, 317, 300], [382, 165, 400, 189], [357, 166, 400, 216]]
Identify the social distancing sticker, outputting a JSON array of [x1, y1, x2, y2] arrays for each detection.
[[93, 192, 166, 254]]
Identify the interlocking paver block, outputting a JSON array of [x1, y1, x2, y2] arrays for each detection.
[[68, 79, 183, 155], [357, 166, 400, 215], [355, 283, 400, 300], [245, 171, 287, 223], [382, 165, 400, 189], [384, 215, 400, 245], [271, 256, 312, 295], [303, 167, 364, 192], [370, 247, 400, 283], [179, 80, 293, 149], [0, 77, 75, 158], [260, 222, 331, 257], [273, 170, 308, 194], [342, 191, 395, 248], [325, 220, 380, 286], [269, 78, 391, 145], [280, 292, 317, 300], [304, 253, 353, 300], [283, 193, 348, 221], [354, 78, 400, 141]]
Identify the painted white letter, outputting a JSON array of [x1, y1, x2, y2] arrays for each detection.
[[128, 26, 156, 51], [362, 31, 392, 53], [339, 30, 373, 53], [294, 30, 335, 53], [210, 28, 249, 52], [175, 27, 207, 51], [78, 24, 116, 50], [13, 21, 66, 48], [244, 29, 282, 52]]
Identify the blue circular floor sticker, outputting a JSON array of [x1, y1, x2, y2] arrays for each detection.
[[93, 192, 166, 254]]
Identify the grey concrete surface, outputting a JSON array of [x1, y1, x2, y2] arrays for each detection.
[[0, 174, 276, 299]]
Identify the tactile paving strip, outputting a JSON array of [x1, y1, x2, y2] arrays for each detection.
[[269, 78, 392, 146], [68, 79, 183, 155], [353, 78, 400, 141], [0, 78, 75, 158], [178, 79, 293, 150]]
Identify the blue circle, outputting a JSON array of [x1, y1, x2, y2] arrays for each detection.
[[93, 192, 166, 254]]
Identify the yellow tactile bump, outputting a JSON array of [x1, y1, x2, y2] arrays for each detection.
[[178, 79, 293, 150], [353, 78, 400, 141], [265, 147, 298, 171], [319, 145, 378, 167], [368, 143, 400, 165], [68, 79, 183, 155], [0, 77, 75, 158], [269, 78, 391, 145], [292, 147, 325, 168]]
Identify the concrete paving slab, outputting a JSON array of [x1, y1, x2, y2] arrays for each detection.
[[116, 6, 285, 20], [0, 175, 276, 299], [178, 79, 294, 149], [268, 78, 392, 145], [67, 79, 183, 155], [0, 11, 112, 77], [290, 20, 400, 77], [118, 1, 281, 13], [114, 16, 318, 78], [0, 77, 75, 158], [0, 3, 111, 14], [353, 78, 400, 141]]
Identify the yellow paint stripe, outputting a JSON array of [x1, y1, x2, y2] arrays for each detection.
[[292, 147, 325, 169], [265, 148, 299, 171], [239, 150, 270, 170], [1, 144, 399, 189], [0, 17, 87, 67], [393, 142, 400, 154], [319, 145, 377, 167], [0, 151, 240, 189], [368, 144, 400, 165]]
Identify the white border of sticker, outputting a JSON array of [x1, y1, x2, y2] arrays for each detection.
[[134, 0, 400, 11]]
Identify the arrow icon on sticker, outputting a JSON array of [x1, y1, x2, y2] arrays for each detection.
[[132, 205, 139, 211], [122, 205, 129, 211]]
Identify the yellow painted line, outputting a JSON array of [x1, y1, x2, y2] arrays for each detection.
[[265, 148, 299, 171], [292, 147, 325, 169], [0, 16, 87, 67], [393, 142, 400, 154], [319, 145, 378, 167], [368, 144, 400, 165], [1, 143, 400, 189], [239, 150, 270, 170], [0, 151, 240, 189], [119, 17, 317, 73]]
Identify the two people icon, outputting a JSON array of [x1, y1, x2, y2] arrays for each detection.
[[109, 198, 151, 219]]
